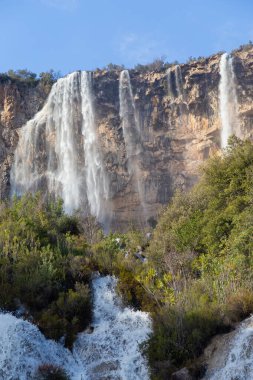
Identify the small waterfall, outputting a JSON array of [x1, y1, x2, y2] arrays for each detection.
[[80, 71, 109, 221], [175, 65, 184, 99], [74, 275, 152, 380], [0, 312, 85, 380], [167, 67, 174, 99], [219, 53, 239, 148], [0, 276, 152, 380], [119, 70, 146, 218], [166, 65, 184, 100], [46, 72, 82, 213], [205, 317, 253, 380], [11, 71, 109, 224]]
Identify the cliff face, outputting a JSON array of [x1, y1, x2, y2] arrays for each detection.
[[0, 80, 50, 198], [92, 46, 253, 227], [1, 46, 253, 228]]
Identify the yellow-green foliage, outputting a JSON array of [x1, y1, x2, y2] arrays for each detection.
[[142, 138, 253, 377], [0, 193, 92, 345]]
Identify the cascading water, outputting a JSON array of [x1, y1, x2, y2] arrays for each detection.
[[219, 53, 240, 148], [205, 317, 253, 380], [11, 71, 109, 223], [0, 312, 85, 380], [175, 65, 184, 99], [80, 71, 109, 220], [119, 70, 146, 218], [74, 275, 152, 380], [0, 276, 151, 380], [166, 65, 184, 99], [167, 67, 174, 99]]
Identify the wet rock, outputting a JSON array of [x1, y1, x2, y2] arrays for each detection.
[[1, 46, 253, 229], [172, 367, 193, 380]]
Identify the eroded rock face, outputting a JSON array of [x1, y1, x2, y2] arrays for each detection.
[[1, 46, 253, 228], [0, 80, 50, 199]]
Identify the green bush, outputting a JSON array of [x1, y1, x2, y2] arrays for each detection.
[[0, 193, 92, 344]]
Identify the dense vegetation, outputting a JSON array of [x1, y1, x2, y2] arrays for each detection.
[[0, 194, 92, 348], [116, 137, 253, 378], [0, 69, 60, 87], [1, 138, 253, 378], [87, 137, 253, 378]]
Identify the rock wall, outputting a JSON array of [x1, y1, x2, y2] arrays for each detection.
[[1, 46, 253, 228], [0, 79, 50, 198]]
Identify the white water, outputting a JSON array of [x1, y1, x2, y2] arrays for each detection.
[[11, 71, 109, 223], [0, 312, 85, 380], [119, 70, 146, 218], [167, 67, 174, 98], [207, 317, 253, 380], [0, 276, 151, 380], [74, 275, 152, 379], [175, 65, 184, 99], [167, 65, 184, 100], [219, 53, 239, 148], [80, 71, 109, 221]]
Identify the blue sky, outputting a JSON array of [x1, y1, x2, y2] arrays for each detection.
[[0, 0, 252, 74]]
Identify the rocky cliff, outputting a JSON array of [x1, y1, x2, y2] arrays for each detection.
[[0, 79, 50, 199], [1, 46, 253, 228]]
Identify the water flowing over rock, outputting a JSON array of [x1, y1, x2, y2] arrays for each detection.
[[119, 70, 146, 221], [1, 46, 252, 228], [167, 68, 174, 99], [10, 71, 110, 224], [0, 312, 85, 380], [219, 53, 239, 148], [175, 65, 185, 99], [80, 71, 110, 222], [202, 317, 253, 380], [166, 65, 185, 100], [0, 276, 151, 380], [74, 275, 152, 380]]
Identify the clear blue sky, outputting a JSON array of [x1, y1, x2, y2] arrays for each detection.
[[1, 0, 252, 75]]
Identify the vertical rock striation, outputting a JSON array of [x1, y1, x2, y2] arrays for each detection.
[[0, 46, 253, 229]]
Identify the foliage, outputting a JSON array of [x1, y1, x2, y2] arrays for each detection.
[[134, 57, 172, 72], [39, 70, 61, 86], [0, 69, 60, 87], [90, 138, 253, 377], [0, 193, 92, 346], [2, 138, 253, 376], [104, 63, 125, 71], [140, 137, 253, 377]]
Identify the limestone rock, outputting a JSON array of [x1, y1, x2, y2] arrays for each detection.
[[1, 46, 253, 228], [171, 367, 193, 380]]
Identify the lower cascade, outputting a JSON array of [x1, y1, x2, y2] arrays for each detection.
[[0, 275, 152, 380], [204, 317, 253, 380], [74, 275, 152, 379], [0, 312, 84, 380]]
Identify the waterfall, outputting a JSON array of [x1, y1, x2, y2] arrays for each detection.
[[219, 53, 239, 148], [167, 67, 174, 99], [167, 65, 184, 99], [0, 276, 151, 380], [80, 71, 109, 220], [11, 71, 109, 224], [74, 275, 152, 379], [119, 70, 146, 218], [0, 312, 85, 380], [175, 65, 184, 99], [46, 72, 82, 213], [205, 317, 253, 380]]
